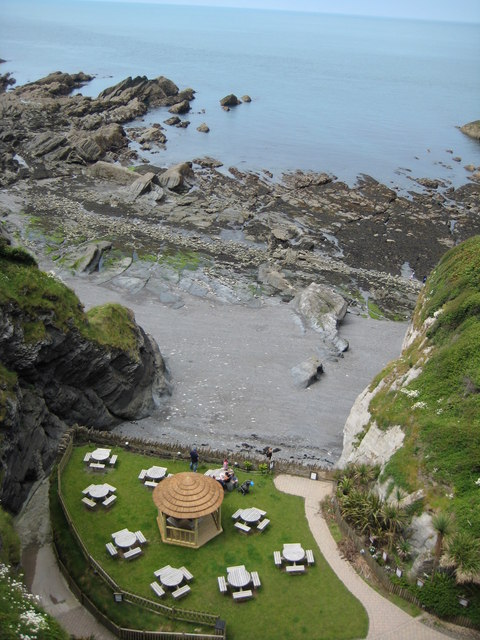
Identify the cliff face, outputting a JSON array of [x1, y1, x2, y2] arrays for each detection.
[[0, 240, 170, 513], [338, 236, 480, 553]]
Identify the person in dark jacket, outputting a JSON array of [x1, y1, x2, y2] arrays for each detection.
[[189, 447, 199, 472]]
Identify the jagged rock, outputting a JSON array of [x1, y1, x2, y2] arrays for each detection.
[[158, 161, 194, 190], [220, 94, 241, 107], [460, 120, 480, 141], [258, 264, 295, 295], [137, 125, 167, 145], [241, 95, 251, 102], [407, 513, 436, 577], [168, 99, 191, 115], [27, 132, 67, 158], [292, 283, 348, 347], [193, 156, 223, 168], [342, 422, 405, 467], [85, 160, 138, 185], [197, 122, 210, 133], [291, 356, 323, 389], [164, 116, 181, 126], [124, 172, 163, 201], [62, 240, 113, 273]]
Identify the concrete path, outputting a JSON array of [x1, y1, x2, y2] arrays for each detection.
[[274, 474, 465, 640], [30, 544, 117, 640]]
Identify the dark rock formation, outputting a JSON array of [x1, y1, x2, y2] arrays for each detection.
[[0, 72, 194, 185], [291, 356, 324, 389], [220, 94, 241, 107], [196, 122, 210, 133], [0, 238, 170, 513], [460, 119, 480, 141]]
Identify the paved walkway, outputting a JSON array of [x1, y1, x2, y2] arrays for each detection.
[[275, 474, 464, 640], [28, 544, 117, 640]]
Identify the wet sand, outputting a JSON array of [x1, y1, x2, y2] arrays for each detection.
[[67, 274, 408, 465]]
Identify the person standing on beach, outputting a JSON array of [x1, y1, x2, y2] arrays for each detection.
[[189, 447, 199, 472]]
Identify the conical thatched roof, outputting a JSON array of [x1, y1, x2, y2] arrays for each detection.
[[153, 472, 224, 519]]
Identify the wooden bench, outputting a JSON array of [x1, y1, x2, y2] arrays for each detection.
[[82, 484, 94, 495], [286, 564, 305, 574], [105, 542, 118, 557], [150, 581, 165, 598], [144, 480, 158, 488], [233, 589, 253, 601], [273, 551, 282, 567], [109, 454, 117, 465], [135, 530, 147, 544], [83, 452, 91, 463], [82, 497, 96, 509], [104, 483, 116, 493], [138, 469, 147, 480], [257, 518, 270, 531], [103, 495, 116, 508], [172, 584, 191, 599], [112, 528, 128, 539], [90, 462, 105, 470], [124, 547, 142, 560], [180, 566, 193, 581], [231, 509, 243, 520], [306, 549, 315, 565], [217, 576, 228, 594], [251, 571, 261, 588], [234, 522, 251, 534]]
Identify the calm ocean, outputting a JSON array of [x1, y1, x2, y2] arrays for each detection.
[[1, 0, 479, 188]]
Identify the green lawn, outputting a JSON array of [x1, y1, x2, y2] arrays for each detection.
[[60, 445, 368, 640]]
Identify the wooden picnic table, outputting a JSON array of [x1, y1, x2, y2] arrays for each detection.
[[227, 566, 251, 589], [114, 530, 137, 549], [146, 465, 167, 480], [91, 448, 111, 462], [282, 545, 305, 563], [239, 507, 266, 524], [158, 567, 184, 588], [86, 484, 110, 500]]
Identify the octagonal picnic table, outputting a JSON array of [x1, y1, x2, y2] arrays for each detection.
[[282, 545, 305, 563], [227, 566, 251, 589], [239, 507, 266, 524], [146, 465, 167, 481], [158, 567, 184, 588], [114, 530, 137, 549], [87, 484, 110, 500], [91, 448, 111, 462]]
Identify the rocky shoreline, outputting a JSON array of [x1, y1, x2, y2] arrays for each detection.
[[1, 71, 479, 468]]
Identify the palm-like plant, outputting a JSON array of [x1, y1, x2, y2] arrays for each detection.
[[380, 502, 407, 549], [337, 475, 353, 496], [443, 531, 480, 584], [432, 512, 454, 572]]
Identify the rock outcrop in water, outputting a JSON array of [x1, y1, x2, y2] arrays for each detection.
[[0, 235, 170, 513]]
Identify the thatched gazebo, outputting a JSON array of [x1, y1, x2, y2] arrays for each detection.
[[153, 472, 224, 548]]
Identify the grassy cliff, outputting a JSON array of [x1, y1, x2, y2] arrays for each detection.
[[368, 236, 480, 534]]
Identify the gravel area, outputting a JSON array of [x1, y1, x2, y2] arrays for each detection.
[[66, 274, 408, 466]]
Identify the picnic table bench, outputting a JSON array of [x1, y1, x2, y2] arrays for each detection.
[[90, 462, 105, 470], [109, 454, 117, 465], [124, 546, 142, 560], [306, 549, 315, 565], [232, 589, 253, 601], [105, 542, 118, 557], [251, 571, 261, 588], [257, 518, 270, 531], [103, 494, 116, 508], [286, 564, 305, 574], [150, 581, 165, 598], [217, 576, 228, 593], [172, 584, 191, 599], [82, 497, 96, 509], [273, 551, 282, 567], [180, 566, 193, 581], [234, 522, 251, 534], [144, 480, 158, 488], [135, 530, 147, 544]]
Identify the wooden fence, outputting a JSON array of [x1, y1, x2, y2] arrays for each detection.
[[331, 498, 478, 631], [54, 431, 226, 638]]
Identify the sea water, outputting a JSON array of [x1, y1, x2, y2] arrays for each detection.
[[1, 0, 479, 188]]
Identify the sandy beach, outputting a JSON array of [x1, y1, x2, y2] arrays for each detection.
[[66, 273, 408, 465]]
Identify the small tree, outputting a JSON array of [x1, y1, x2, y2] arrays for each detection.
[[443, 531, 480, 584], [432, 512, 454, 572]]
